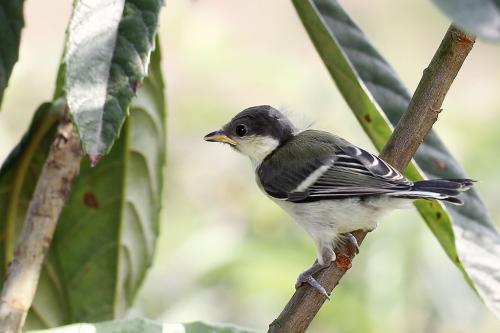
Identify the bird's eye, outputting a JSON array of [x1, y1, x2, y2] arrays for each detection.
[[235, 124, 247, 137]]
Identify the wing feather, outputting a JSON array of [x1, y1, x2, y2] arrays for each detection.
[[257, 130, 412, 202]]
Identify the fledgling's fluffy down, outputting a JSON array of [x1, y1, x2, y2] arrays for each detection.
[[204, 105, 474, 297]]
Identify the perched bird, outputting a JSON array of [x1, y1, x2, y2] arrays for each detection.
[[204, 105, 474, 297]]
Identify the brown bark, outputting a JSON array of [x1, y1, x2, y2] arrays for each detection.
[[0, 119, 82, 333], [268, 25, 475, 333]]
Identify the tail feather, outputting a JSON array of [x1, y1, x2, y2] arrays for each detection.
[[388, 178, 475, 205], [413, 178, 475, 191]]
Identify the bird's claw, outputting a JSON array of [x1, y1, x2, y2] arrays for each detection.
[[343, 232, 360, 255], [295, 272, 330, 299], [306, 275, 330, 299]]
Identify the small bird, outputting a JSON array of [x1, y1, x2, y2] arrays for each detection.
[[204, 105, 474, 297]]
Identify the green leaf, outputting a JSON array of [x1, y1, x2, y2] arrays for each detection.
[[0, 42, 166, 328], [0, 0, 25, 106], [177, 322, 257, 333], [293, 0, 500, 318], [65, 0, 163, 162], [432, 0, 500, 42], [26, 319, 257, 333], [49, 42, 166, 323]]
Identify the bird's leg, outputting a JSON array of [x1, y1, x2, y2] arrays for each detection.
[[295, 248, 335, 299]]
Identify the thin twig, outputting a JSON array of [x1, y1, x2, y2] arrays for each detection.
[[268, 24, 475, 333], [0, 118, 82, 333]]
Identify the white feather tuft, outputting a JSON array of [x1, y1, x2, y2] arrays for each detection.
[[278, 105, 315, 133]]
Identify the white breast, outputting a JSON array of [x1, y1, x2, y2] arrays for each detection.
[[271, 196, 409, 250]]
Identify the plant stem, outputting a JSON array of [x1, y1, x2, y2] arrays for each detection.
[[0, 118, 82, 333], [268, 24, 475, 333], [380, 26, 475, 170]]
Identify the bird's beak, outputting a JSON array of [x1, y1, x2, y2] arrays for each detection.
[[204, 130, 237, 146]]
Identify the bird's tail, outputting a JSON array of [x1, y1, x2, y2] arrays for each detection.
[[388, 178, 475, 205]]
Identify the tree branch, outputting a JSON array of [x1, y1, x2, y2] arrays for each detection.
[[268, 24, 475, 333], [0, 118, 82, 333]]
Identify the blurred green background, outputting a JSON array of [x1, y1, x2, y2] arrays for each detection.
[[1, 1, 500, 332]]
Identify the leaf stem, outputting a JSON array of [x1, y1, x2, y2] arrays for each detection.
[[0, 118, 82, 333], [268, 24, 474, 333]]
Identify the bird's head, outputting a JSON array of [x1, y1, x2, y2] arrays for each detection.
[[204, 105, 296, 165]]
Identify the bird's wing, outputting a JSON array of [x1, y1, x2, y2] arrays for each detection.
[[257, 130, 412, 202]]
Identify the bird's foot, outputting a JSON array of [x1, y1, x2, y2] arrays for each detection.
[[295, 262, 331, 299], [343, 232, 359, 255], [334, 232, 360, 270], [300, 276, 330, 300]]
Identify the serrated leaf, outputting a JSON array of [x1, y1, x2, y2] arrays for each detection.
[[432, 0, 500, 42], [0, 0, 25, 106], [49, 42, 166, 323], [65, 0, 163, 162], [293, 0, 500, 318], [26, 319, 257, 333], [0, 43, 166, 329]]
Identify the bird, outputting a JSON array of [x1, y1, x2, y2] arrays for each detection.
[[204, 105, 474, 298]]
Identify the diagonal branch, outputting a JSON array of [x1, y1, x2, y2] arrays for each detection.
[[0, 117, 82, 333], [268, 24, 475, 333]]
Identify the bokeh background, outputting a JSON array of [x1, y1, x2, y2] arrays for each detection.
[[1, 1, 500, 332]]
